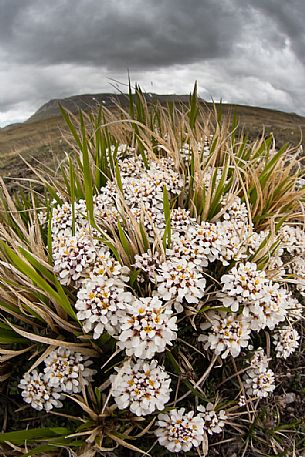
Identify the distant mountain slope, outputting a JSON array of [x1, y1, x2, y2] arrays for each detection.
[[1, 93, 304, 190], [27, 93, 192, 122]]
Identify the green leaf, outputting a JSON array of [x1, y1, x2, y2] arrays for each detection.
[[22, 440, 83, 457], [1, 242, 76, 319], [189, 81, 199, 130], [130, 269, 141, 287], [115, 162, 123, 194], [166, 351, 181, 374], [0, 427, 70, 445], [117, 220, 133, 259], [79, 110, 95, 225], [139, 222, 150, 252], [69, 157, 76, 236]]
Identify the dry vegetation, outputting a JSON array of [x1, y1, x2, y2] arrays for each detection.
[[1, 96, 305, 191]]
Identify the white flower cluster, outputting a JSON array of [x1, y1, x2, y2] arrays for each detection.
[[110, 359, 171, 416], [179, 136, 212, 162], [281, 224, 305, 256], [280, 223, 305, 292], [108, 159, 183, 212], [53, 233, 98, 287], [273, 326, 300, 359], [18, 370, 63, 412], [220, 262, 288, 331], [243, 349, 275, 398], [19, 348, 95, 410], [155, 408, 205, 453], [198, 403, 227, 435], [51, 200, 88, 238], [222, 195, 249, 228], [75, 276, 133, 339], [199, 311, 251, 358], [134, 249, 161, 283], [157, 258, 206, 312], [43, 347, 95, 394], [221, 262, 267, 312], [40, 141, 304, 453], [117, 297, 177, 359], [288, 256, 305, 292], [286, 295, 303, 322]]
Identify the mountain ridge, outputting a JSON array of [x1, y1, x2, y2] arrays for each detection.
[[27, 93, 193, 123]]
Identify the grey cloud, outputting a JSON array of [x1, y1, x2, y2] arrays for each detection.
[[247, 0, 305, 63], [0, 0, 305, 125], [0, 0, 245, 69]]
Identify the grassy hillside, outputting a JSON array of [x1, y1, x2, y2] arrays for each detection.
[[1, 94, 304, 190]]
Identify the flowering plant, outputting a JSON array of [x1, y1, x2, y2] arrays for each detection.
[[0, 86, 304, 456]]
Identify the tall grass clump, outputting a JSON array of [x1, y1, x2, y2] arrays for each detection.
[[0, 84, 304, 457]]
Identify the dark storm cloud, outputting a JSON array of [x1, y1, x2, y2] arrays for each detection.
[[248, 0, 305, 63], [0, 0, 305, 125], [0, 0, 244, 69]]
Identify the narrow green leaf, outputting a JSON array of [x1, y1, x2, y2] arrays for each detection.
[[0, 427, 70, 444], [115, 162, 123, 194], [79, 110, 94, 225], [1, 243, 76, 319], [69, 157, 76, 236], [117, 221, 133, 259]]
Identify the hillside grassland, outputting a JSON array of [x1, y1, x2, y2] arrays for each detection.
[[1, 99, 305, 190]]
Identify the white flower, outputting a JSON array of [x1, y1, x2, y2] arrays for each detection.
[[238, 395, 246, 406], [221, 262, 267, 312], [53, 232, 98, 287], [51, 200, 88, 237], [221, 195, 249, 227], [166, 232, 209, 268], [273, 326, 300, 359], [168, 222, 226, 266], [188, 222, 227, 263], [18, 370, 63, 411], [94, 186, 117, 209], [155, 408, 205, 453], [281, 224, 305, 256], [130, 206, 165, 241], [199, 311, 251, 358], [286, 296, 303, 322], [197, 403, 227, 434], [111, 176, 162, 211], [246, 230, 268, 255], [43, 347, 95, 394], [75, 275, 133, 338], [244, 369, 275, 398], [118, 156, 146, 179], [288, 256, 305, 292], [247, 283, 288, 331], [217, 221, 248, 264], [147, 163, 183, 197], [170, 208, 196, 235], [110, 359, 171, 416], [157, 258, 206, 312], [243, 349, 275, 398], [91, 249, 130, 283], [248, 348, 269, 372], [134, 250, 162, 283], [107, 158, 182, 212], [117, 296, 177, 359]]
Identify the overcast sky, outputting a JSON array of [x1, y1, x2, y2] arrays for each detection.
[[0, 0, 304, 126]]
